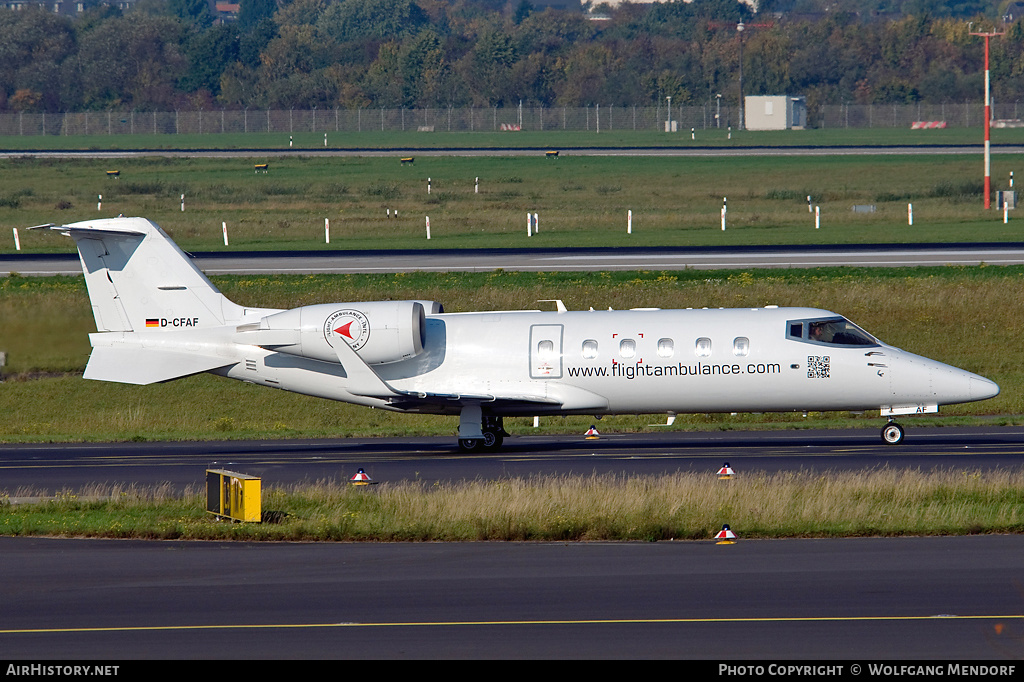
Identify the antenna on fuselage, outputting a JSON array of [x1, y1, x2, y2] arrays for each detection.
[[538, 299, 567, 313]]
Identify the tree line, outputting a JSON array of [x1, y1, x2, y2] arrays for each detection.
[[0, 0, 1020, 116]]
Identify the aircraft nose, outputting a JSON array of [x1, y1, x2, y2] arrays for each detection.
[[932, 364, 999, 404], [970, 374, 1000, 402], [889, 349, 999, 406]]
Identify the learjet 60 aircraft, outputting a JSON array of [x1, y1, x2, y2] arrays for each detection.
[[36, 217, 999, 449]]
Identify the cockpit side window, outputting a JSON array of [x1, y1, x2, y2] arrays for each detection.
[[786, 317, 878, 347]]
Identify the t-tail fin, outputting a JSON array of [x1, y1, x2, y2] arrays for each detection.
[[33, 217, 243, 332]]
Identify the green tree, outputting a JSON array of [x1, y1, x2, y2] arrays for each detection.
[[168, 0, 214, 27], [0, 8, 76, 111], [238, 0, 278, 31], [180, 24, 239, 95], [74, 14, 188, 109], [317, 0, 428, 43]]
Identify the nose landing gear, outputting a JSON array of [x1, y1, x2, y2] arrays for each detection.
[[881, 421, 905, 445]]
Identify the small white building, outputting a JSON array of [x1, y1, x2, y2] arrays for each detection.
[[745, 96, 807, 131]]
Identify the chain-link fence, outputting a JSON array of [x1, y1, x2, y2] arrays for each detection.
[[0, 103, 1015, 137]]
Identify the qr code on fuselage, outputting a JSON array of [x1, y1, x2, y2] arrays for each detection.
[[807, 355, 830, 379]]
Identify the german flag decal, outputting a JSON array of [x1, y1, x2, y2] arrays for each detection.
[[146, 319, 160, 328]]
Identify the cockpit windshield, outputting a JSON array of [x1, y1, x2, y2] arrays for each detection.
[[787, 317, 878, 347]]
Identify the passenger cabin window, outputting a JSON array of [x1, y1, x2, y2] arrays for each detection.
[[537, 339, 555, 360], [657, 338, 674, 358], [733, 337, 750, 357], [619, 339, 636, 358], [582, 339, 599, 359], [695, 337, 712, 357], [787, 317, 877, 346]]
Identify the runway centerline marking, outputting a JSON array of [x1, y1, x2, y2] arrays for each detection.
[[3, 613, 1022, 635]]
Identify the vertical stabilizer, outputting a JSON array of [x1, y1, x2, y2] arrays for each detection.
[[34, 217, 242, 332]]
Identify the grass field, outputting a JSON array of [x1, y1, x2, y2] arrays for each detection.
[[3, 126, 1024, 150], [2, 151, 1022, 254], [3, 468, 1023, 541], [1, 267, 1019, 442]]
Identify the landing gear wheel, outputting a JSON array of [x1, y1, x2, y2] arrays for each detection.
[[881, 422, 905, 445], [458, 438, 482, 452], [482, 430, 504, 450]]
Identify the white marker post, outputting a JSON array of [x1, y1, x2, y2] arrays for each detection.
[[815, 206, 820, 229], [180, 194, 185, 212], [426, 216, 430, 240], [325, 218, 330, 244], [222, 222, 229, 246], [527, 212, 532, 237], [475, 177, 479, 194], [427, 177, 431, 195], [808, 195, 812, 213], [324, 133, 328, 148], [721, 206, 726, 231], [533, 212, 538, 234], [908, 203, 913, 226], [628, 209, 632, 234], [691, 127, 695, 140], [1005, 198, 1010, 224], [97, 194, 102, 211], [12, 228, 20, 251]]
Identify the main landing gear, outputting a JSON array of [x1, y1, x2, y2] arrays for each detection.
[[881, 420, 905, 445], [457, 410, 509, 452]]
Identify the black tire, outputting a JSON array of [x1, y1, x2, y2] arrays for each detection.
[[458, 438, 482, 452], [881, 422, 905, 445], [482, 430, 504, 450]]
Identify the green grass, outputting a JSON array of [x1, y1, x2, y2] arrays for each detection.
[[4, 468, 1023, 541], [2, 152, 1021, 254], [1, 267, 1021, 442], [3, 126, 1024, 150]]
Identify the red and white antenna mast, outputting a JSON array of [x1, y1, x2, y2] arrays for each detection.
[[970, 27, 1005, 209]]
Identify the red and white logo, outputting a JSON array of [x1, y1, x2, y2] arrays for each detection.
[[324, 309, 370, 351]]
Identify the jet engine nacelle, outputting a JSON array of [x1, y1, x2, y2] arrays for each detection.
[[256, 300, 440, 365]]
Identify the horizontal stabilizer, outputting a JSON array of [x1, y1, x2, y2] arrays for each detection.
[[84, 346, 233, 385], [29, 223, 147, 238]]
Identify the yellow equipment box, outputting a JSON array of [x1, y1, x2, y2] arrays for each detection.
[[206, 469, 261, 523]]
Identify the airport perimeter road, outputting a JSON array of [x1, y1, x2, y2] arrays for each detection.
[[2, 534, 1023, 659], [6, 243, 1024, 276]]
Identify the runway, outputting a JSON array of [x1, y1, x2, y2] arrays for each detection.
[[6, 242, 1024, 277], [3, 426, 1023, 493], [2, 535, 1023, 659]]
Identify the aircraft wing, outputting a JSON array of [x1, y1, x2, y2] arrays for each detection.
[[330, 333, 608, 411]]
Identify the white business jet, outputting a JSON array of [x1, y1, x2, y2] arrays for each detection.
[[35, 217, 999, 449]]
